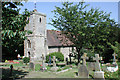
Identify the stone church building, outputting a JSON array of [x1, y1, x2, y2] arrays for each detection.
[[24, 10, 73, 61]]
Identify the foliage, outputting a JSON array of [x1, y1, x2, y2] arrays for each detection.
[[2, 2, 32, 60], [46, 52, 64, 62], [107, 41, 120, 60], [50, 2, 119, 63], [22, 57, 30, 64], [104, 71, 118, 79]]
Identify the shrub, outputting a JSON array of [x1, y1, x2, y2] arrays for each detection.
[[46, 52, 64, 62], [22, 57, 30, 65]]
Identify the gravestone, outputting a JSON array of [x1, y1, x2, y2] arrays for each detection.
[[88, 62, 95, 71], [81, 53, 89, 66], [93, 54, 104, 79], [51, 56, 59, 72], [78, 64, 89, 78], [112, 52, 117, 64], [53, 56, 56, 67], [41, 54, 46, 70], [29, 62, 35, 70], [93, 54, 102, 71], [9, 65, 13, 76]]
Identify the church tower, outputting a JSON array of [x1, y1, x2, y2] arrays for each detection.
[[24, 9, 47, 61]]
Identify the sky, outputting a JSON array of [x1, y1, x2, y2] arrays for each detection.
[[19, 2, 118, 30]]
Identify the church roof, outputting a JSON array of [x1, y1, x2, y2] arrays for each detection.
[[47, 30, 73, 47]]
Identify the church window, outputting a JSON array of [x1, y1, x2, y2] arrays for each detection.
[[27, 40, 31, 48], [39, 17, 41, 23], [28, 52, 30, 59]]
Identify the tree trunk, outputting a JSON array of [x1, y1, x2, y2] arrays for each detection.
[[76, 47, 82, 64]]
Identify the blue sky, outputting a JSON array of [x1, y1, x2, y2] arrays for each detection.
[[19, 2, 118, 30]]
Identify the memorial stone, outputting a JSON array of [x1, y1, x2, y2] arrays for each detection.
[[81, 53, 89, 66], [78, 64, 89, 78]]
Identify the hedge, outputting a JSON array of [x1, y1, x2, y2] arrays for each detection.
[[46, 52, 64, 62]]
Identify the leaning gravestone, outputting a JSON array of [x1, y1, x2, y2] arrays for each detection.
[[51, 56, 59, 72], [78, 64, 89, 78], [93, 54, 104, 79], [29, 62, 35, 70]]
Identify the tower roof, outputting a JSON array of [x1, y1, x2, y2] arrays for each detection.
[[32, 9, 46, 17]]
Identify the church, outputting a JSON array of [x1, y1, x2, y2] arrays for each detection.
[[24, 9, 74, 61]]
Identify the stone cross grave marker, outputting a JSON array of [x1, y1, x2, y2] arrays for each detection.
[[53, 56, 56, 67], [29, 62, 35, 70], [112, 52, 117, 64], [93, 54, 102, 71], [78, 64, 89, 78], [41, 54, 46, 70], [81, 53, 89, 66], [51, 56, 59, 71]]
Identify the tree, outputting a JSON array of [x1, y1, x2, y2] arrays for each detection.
[[2, 2, 32, 60], [50, 2, 118, 63], [107, 41, 120, 60]]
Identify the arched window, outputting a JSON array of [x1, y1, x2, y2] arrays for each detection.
[[28, 51, 30, 59], [39, 17, 41, 23], [27, 40, 31, 48]]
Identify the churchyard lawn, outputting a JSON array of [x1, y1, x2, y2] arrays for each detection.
[[1, 60, 119, 79]]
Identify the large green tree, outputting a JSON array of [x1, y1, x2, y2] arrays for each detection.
[[50, 2, 118, 63], [2, 2, 31, 60]]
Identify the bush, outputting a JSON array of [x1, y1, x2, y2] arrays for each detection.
[[46, 52, 64, 62], [22, 57, 30, 64]]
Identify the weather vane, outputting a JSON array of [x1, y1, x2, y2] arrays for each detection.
[[34, 0, 37, 10]]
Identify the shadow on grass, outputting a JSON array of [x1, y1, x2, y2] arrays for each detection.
[[2, 68, 29, 79]]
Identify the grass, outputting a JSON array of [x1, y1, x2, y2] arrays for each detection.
[[25, 67, 78, 78], [1, 63, 26, 68], [2, 60, 119, 78]]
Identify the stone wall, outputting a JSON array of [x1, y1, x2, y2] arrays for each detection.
[[24, 11, 47, 62], [48, 47, 73, 61]]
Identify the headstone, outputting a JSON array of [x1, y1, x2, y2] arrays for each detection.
[[81, 53, 89, 66], [29, 62, 35, 70], [78, 64, 89, 78], [94, 71, 105, 79], [9, 64, 13, 76], [51, 56, 59, 72], [88, 62, 95, 71], [93, 54, 102, 71], [53, 56, 56, 67], [93, 54, 105, 79], [112, 52, 117, 64], [41, 54, 46, 71]]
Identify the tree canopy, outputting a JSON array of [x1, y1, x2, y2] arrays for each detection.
[[50, 2, 119, 63], [2, 2, 31, 60]]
